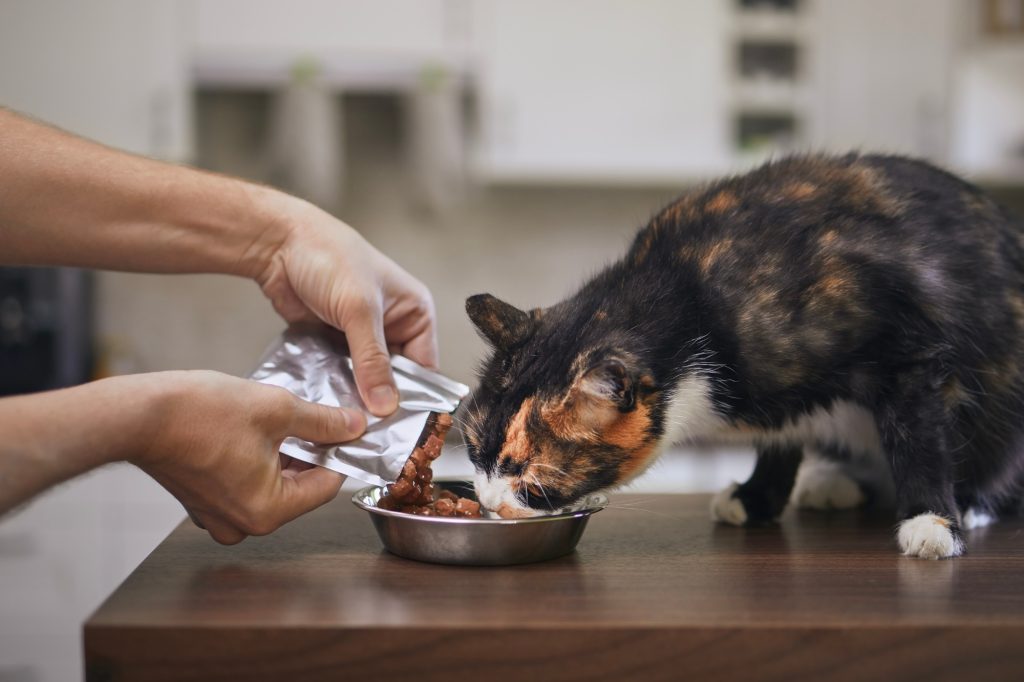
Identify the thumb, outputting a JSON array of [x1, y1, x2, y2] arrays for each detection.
[[288, 397, 367, 444], [345, 300, 399, 416]]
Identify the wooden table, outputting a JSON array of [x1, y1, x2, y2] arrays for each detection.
[[84, 494, 1024, 681]]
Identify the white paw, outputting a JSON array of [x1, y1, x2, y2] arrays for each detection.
[[710, 483, 748, 526], [792, 461, 865, 510], [897, 513, 965, 559], [963, 507, 996, 530]]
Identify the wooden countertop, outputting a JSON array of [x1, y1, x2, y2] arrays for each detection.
[[84, 493, 1024, 681]]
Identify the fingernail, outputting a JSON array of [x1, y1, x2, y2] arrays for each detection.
[[368, 385, 398, 414]]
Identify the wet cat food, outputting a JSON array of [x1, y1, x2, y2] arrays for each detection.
[[377, 412, 482, 518]]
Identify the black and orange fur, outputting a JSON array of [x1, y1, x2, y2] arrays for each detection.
[[463, 153, 1024, 556]]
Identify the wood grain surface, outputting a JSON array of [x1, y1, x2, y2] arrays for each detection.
[[84, 493, 1024, 681]]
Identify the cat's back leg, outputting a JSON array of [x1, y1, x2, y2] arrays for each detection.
[[791, 448, 867, 511], [791, 442, 896, 510], [961, 497, 998, 529]]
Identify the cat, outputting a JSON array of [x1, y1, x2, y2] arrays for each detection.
[[460, 152, 1024, 559]]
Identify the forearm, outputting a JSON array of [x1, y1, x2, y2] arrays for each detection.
[[0, 108, 296, 278], [0, 375, 159, 515]]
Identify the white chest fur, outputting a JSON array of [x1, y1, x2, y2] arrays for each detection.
[[660, 375, 883, 457]]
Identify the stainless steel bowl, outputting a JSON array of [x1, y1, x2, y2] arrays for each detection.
[[352, 480, 607, 566]]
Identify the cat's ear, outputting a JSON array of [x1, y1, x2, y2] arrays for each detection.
[[466, 294, 535, 350], [579, 356, 637, 414]]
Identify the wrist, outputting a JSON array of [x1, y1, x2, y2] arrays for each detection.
[[156, 172, 303, 281], [79, 374, 170, 468], [240, 185, 316, 282], [116, 371, 195, 468]]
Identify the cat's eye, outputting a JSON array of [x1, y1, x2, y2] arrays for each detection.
[[488, 354, 514, 390]]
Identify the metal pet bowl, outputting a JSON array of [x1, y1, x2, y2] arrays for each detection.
[[352, 480, 607, 566]]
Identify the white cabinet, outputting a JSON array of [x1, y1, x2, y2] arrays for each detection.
[[811, 0, 961, 162], [473, 0, 732, 182], [191, 0, 463, 56], [0, 0, 191, 161], [472, 0, 966, 183], [952, 44, 1024, 180]]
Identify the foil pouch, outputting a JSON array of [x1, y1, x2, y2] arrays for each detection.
[[250, 324, 469, 487]]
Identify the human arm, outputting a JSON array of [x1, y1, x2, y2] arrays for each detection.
[[0, 370, 365, 544], [0, 108, 437, 414]]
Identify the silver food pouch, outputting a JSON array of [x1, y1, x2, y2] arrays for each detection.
[[250, 324, 469, 487]]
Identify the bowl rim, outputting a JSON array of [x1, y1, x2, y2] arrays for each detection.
[[351, 480, 607, 525]]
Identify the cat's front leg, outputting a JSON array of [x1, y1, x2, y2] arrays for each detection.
[[877, 365, 965, 559], [711, 444, 803, 525]]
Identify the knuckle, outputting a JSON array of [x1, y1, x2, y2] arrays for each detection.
[[267, 384, 297, 409], [356, 344, 390, 366], [256, 386, 300, 427], [345, 290, 379, 320], [414, 294, 435, 320], [312, 407, 335, 441]]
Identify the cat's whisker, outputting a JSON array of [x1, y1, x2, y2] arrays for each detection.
[[448, 415, 472, 430], [601, 502, 673, 517], [529, 462, 573, 481], [528, 474, 556, 511]]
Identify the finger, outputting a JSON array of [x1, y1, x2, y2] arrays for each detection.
[[185, 507, 206, 530], [274, 467, 346, 526], [280, 454, 315, 474], [345, 300, 399, 416], [400, 325, 439, 370], [288, 398, 367, 444], [282, 459, 316, 479], [196, 512, 247, 545]]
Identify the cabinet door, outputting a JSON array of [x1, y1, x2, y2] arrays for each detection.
[[813, 0, 960, 161], [474, 0, 731, 182], [0, 0, 190, 160]]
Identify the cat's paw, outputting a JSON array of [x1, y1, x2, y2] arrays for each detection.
[[792, 461, 865, 510], [962, 507, 996, 530], [710, 483, 748, 526], [897, 513, 965, 559]]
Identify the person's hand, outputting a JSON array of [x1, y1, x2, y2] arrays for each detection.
[[130, 370, 367, 545], [256, 197, 438, 417]]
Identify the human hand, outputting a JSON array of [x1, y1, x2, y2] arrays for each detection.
[[131, 370, 366, 545], [256, 196, 438, 417]]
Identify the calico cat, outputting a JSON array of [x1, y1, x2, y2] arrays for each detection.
[[461, 153, 1024, 559]]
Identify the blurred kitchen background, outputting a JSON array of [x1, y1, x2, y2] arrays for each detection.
[[2, 1, 1024, 679]]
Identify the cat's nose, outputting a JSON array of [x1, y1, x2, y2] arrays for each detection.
[[473, 471, 539, 517]]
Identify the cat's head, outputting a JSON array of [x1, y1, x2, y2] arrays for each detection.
[[462, 293, 666, 518]]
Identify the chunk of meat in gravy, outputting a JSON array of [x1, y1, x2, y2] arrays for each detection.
[[377, 412, 482, 518]]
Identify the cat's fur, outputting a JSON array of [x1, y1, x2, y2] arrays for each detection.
[[462, 153, 1024, 559]]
